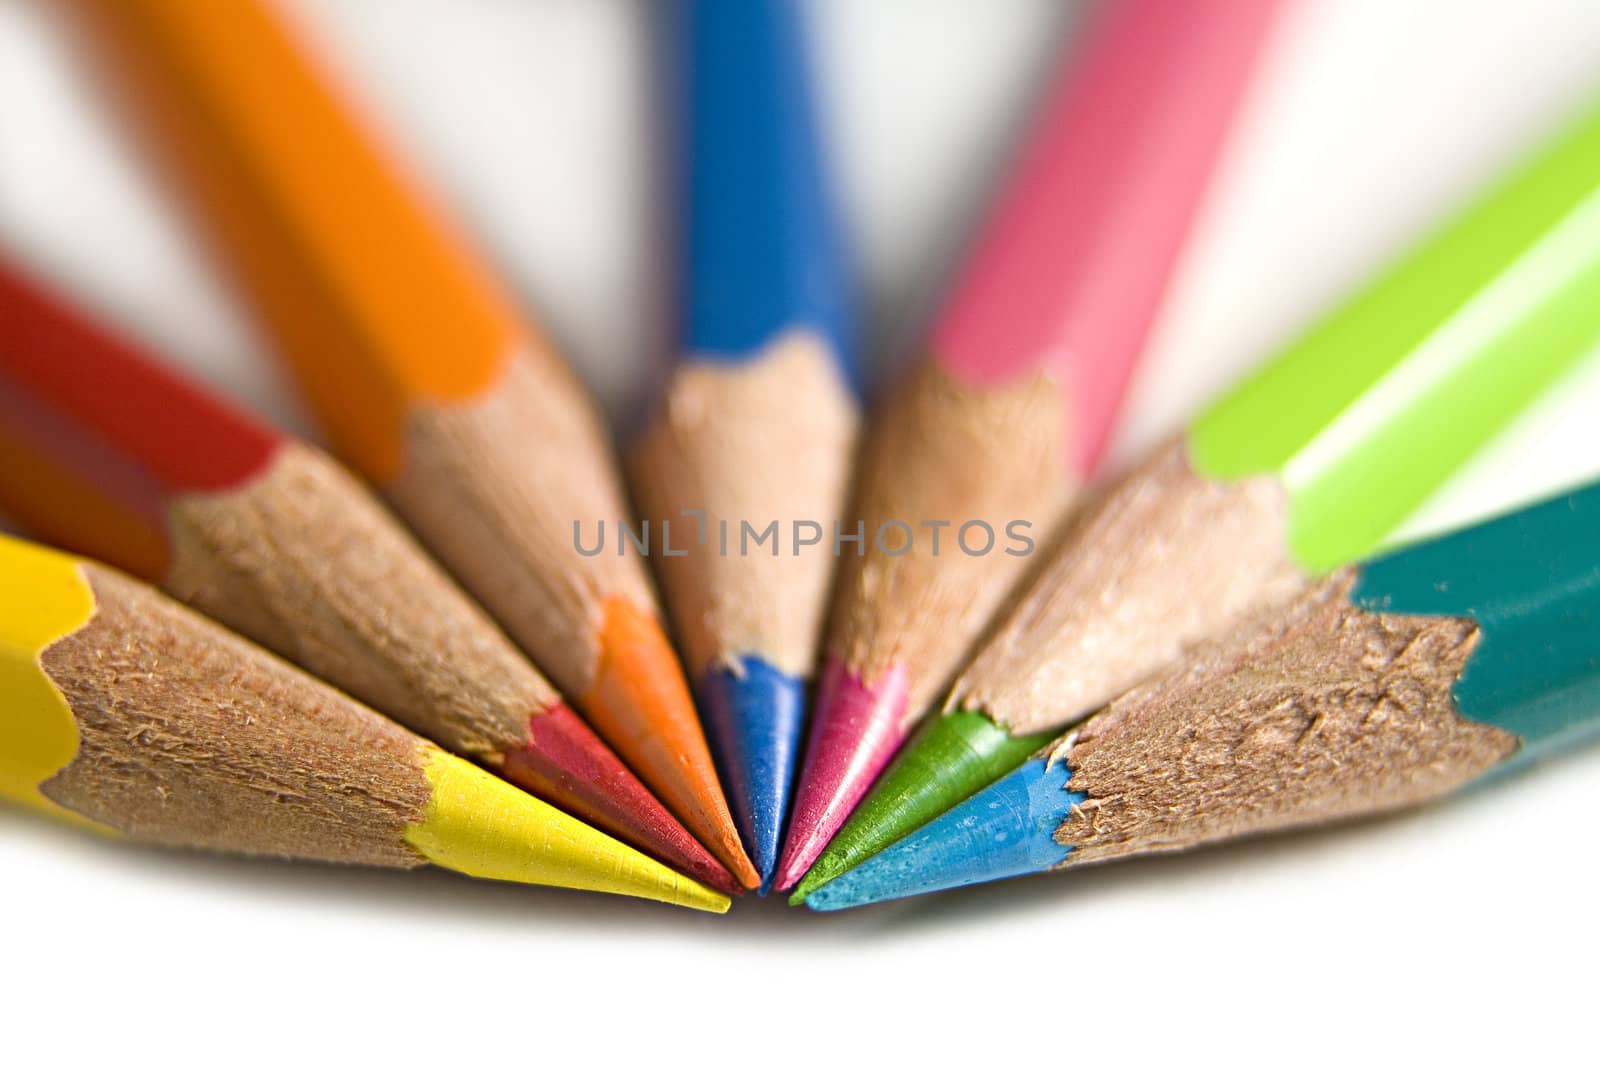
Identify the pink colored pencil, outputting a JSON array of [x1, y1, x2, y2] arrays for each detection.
[[776, 0, 1283, 891]]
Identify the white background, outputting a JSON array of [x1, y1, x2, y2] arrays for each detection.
[[2, 1, 1598, 1062]]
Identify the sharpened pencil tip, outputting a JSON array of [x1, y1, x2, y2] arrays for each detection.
[[804, 754, 1080, 910], [504, 702, 744, 896], [773, 657, 912, 891], [406, 747, 732, 911], [791, 708, 1053, 902], [701, 658, 807, 890], [583, 596, 760, 889]]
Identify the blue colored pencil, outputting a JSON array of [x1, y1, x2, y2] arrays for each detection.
[[630, 0, 860, 890], [809, 480, 1600, 909]]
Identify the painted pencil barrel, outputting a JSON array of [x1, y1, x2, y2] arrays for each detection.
[[0, 256, 280, 579], [668, 0, 856, 373], [66, 0, 516, 481], [1192, 94, 1600, 572], [1352, 481, 1600, 764], [931, 0, 1282, 469]]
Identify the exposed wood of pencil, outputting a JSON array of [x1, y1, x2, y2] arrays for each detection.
[[42, 562, 443, 865], [950, 437, 1303, 733], [158, 439, 543, 757], [64, 0, 656, 696], [368, 354, 654, 704], [0, 258, 740, 891], [631, 332, 856, 677], [383, 358, 760, 871], [164, 441, 742, 892], [65, 0, 754, 884], [1049, 572, 1518, 866], [826, 359, 1075, 714], [387, 363, 756, 885], [19, 558, 730, 911]]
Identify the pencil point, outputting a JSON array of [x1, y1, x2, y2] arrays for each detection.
[[583, 596, 760, 889], [805, 755, 1080, 911], [773, 657, 911, 891], [408, 748, 732, 912], [503, 702, 744, 896], [701, 658, 806, 890], [790, 708, 1050, 903]]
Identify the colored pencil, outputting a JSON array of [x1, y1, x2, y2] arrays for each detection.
[[807, 479, 1600, 909], [0, 535, 728, 912], [71, 0, 758, 887], [776, 0, 1282, 891], [0, 259, 742, 896], [629, 0, 859, 888], [794, 89, 1600, 902]]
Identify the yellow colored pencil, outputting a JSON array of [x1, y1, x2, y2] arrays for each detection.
[[0, 534, 728, 913]]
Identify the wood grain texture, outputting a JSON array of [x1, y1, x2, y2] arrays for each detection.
[[41, 562, 433, 867], [4, 544, 730, 910], [156, 436, 771, 893], [1054, 572, 1518, 865], [776, 357, 1074, 889], [631, 332, 856, 677], [387, 351, 654, 700], [164, 439, 551, 760], [952, 437, 1302, 732], [389, 355, 754, 884], [826, 358, 1073, 714]]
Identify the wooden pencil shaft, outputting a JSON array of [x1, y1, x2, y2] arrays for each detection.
[[37, 562, 437, 866]]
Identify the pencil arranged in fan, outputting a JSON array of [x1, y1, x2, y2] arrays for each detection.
[[808, 479, 1600, 909], [794, 89, 1600, 902], [0, 535, 729, 912], [69, 0, 758, 887], [775, 0, 1283, 891], [629, 0, 859, 888], [0, 259, 742, 896]]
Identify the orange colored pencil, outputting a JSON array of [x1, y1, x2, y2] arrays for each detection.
[[67, 0, 756, 887]]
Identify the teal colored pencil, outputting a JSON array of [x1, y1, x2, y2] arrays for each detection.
[[808, 480, 1600, 909]]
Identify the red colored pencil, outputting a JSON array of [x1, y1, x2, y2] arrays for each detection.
[[0, 256, 741, 896]]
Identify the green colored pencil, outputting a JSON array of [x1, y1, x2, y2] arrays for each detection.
[[794, 91, 1600, 903], [809, 478, 1600, 909]]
